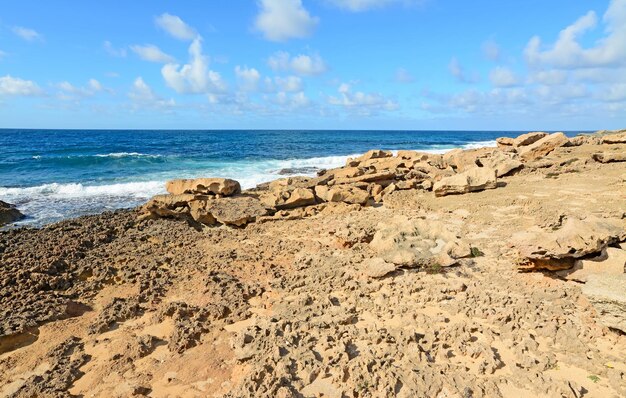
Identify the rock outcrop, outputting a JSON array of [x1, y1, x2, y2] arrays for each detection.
[[166, 178, 241, 197], [518, 132, 570, 161], [513, 131, 548, 147], [433, 167, 497, 197], [140, 130, 617, 230], [0, 201, 24, 226], [513, 216, 626, 271], [601, 131, 626, 144], [592, 152, 626, 163]]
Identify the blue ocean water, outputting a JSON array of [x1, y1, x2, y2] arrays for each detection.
[[1, 129, 526, 225]]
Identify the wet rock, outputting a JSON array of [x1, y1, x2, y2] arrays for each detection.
[[582, 274, 626, 333], [277, 166, 319, 175], [0, 200, 24, 226], [166, 178, 241, 197], [433, 167, 497, 197]]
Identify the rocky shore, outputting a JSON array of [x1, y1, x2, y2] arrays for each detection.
[[1, 130, 625, 397]]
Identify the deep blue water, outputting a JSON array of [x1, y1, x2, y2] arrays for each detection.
[[0, 129, 528, 225]]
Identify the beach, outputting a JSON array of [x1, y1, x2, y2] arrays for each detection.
[[1, 130, 625, 397]]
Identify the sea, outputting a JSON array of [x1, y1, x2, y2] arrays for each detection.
[[0, 129, 563, 226]]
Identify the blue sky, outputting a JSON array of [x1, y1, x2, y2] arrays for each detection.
[[0, 0, 625, 130]]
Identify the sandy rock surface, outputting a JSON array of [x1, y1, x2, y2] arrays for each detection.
[[1, 130, 626, 397]]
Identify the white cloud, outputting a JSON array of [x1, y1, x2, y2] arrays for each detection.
[[394, 67, 414, 83], [0, 75, 43, 96], [489, 66, 519, 87], [56, 79, 108, 100], [267, 51, 327, 76], [325, 0, 421, 11], [155, 13, 197, 41], [103, 41, 127, 57], [131, 44, 176, 63], [255, 0, 318, 41], [291, 54, 327, 75], [524, 0, 626, 69], [235, 66, 261, 91], [529, 70, 567, 85], [448, 57, 479, 83], [328, 83, 398, 115], [275, 76, 303, 92], [0, 50, 7, 59], [12, 26, 41, 41], [161, 38, 226, 94], [482, 39, 500, 61], [128, 77, 176, 110], [275, 91, 310, 108]]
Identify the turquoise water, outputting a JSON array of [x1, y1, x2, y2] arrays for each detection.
[[1, 129, 526, 225]]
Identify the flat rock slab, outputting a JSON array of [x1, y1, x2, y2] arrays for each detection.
[[582, 274, 626, 333], [369, 215, 472, 268], [433, 167, 497, 197], [513, 216, 626, 271], [592, 152, 626, 163]]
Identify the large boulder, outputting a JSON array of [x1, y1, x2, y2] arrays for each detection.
[[166, 178, 241, 197], [513, 216, 626, 271], [513, 132, 548, 147], [518, 132, 570, 161], [0, 200, 24, 226], [479, 151, 522, 177], [369, 216, 472, 269], [140, 194, 198, 220], [433, 167, 497, 197], [581, 274, 626, 333]]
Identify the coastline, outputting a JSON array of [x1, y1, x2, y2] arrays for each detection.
[[1, 130, 625, 397]]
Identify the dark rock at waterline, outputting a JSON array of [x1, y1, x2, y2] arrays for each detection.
[[0, 201, 24, 226], [277, 167, 319, 175]]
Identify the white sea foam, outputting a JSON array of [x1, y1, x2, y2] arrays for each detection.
[[94, 152, 163, 158]]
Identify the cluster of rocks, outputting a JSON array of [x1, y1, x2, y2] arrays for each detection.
[[142, 130, 605, 227]]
